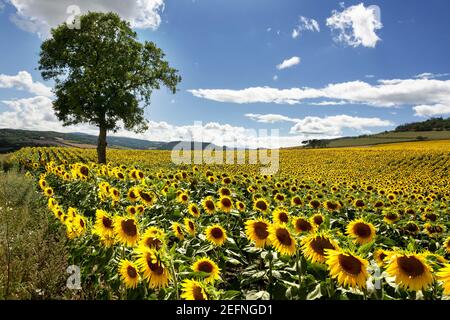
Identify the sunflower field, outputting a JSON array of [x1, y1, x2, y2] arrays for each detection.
[[9, 140, 450, 300]]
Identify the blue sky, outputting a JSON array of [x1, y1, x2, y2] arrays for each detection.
[[0, 0, 450, 147]]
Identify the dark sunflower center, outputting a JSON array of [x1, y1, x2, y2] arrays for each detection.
[[386, 213, 397, 220], [276, 228, 292, 246], [79, 219, 85, 228], [140, 192, 152, 202], [197, 261, 213, 273], [278, 212, 289, 223], [355, 200, 365, 207], [379, 252, 387, 261], [293, 198, 302, 205], [211, 227, 223, 239], [80, 166, 89, 176], [182, 195, 188, 201], [406, 223, 418, 232], [188, 221, 195, 230], [253, 222, 269, 239], [296, 219, 312, 232], [310, 237, 335, 255], [191, 206, 199, 214], [193, 286, 205, 300], [127, 265, 138, 278], [221, 189, 231, 196], [129, 191, 137, 199], [397, 256, 425, 277], [256, 200, 268, 211], [146, 237, 162, 250], [353, 223, 372, 238], [147, 258, 164, 275], [205, 201, 215, 211], [221, 198, 232, 207], [338, 254, 362, 275], [313, 215, 323, 225], [327, 202, 338, 210], [102, 216, 113, 229], [121, 219, 137, 237], [310, 200, 320, 208], [177, 226, 183, 234]]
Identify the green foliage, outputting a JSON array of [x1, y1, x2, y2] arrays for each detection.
[[0, 171, 68, 299], [396, 117, 450, 132]]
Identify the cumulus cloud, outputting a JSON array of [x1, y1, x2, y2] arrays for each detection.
[[414, 72, 450, 80], [326, 3, 382, 48], [8, 0, 165, 38], [276, 56, 301, 70], [413, 104, 450, 117], [289, 115, 392, 135], [244, 113, 298, 123], [0, 71, 53, 97], [244, 113, 392, 136], [292, 16, 320, 39], [189, 78, 450, 113]]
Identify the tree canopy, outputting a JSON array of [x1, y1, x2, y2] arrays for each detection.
[[39, 12, 181, 163]]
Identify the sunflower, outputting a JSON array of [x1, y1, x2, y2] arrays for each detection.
[[404, 221, 419, 235], [268, 224, 296, 256], [272, 207, 290, 225], [110, 187, 120, 202], [290, 196, 303, 207], [192, 257, 221, 283], [139, 190, 155, 207], [292, 216, 315, 234], [136, 250, 170, 289], [309, 199, 321, 210], [218, 187, 231, 197], [253, 198, 270, 213], [74, 215, 87, 235], [383, 210, 400, 224], [374, 248, 391, 267], [188, 203, 201, 217], [301, 233, 339, 264], [184, 218, 196, 236], [126, 205, 138, 216], [385, 252, 434, 292], [180, 279, 208, 300], [437, 264, 450, 295], [236, 201, 246, 212], [424, 223, 445, 237], [324, 200, 341, 211], [311, 213, 324, 227], [172, 222, 185, 240], [346, 219, 376, 245], [353, 199, 366, 209], [205, 224, 227, 246], [114, 216, 139, 246], [39, 179, 47, 190], [118, 259, 140, 289], [202, 196, 216, 214], [127, 187, 140, 202], [274, 192, 286, 202], [136, 227, 165, 251], [245, 218, 271, 248], [218, 196, 233, 213], [178, 191, 189, 204], [443, 236, 450, 254], [47, 197, 58, 210], [325, 249, 369, 289], [44, 187, 54, 197]]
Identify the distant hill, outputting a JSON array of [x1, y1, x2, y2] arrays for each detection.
[[395, 117, 450, 132], [0, 128, 219, 153]]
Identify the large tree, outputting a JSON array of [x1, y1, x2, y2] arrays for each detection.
[[39, 12, 181, 163]]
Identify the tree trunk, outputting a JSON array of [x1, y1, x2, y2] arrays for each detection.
[[97, 126, 107, 164]]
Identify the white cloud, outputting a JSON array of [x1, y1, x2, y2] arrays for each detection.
[[8, 0, 165, 38], [414, 72, 450, 80], [0, 71, 53, 97], [413, 104, 450, 117], [276, 56, 301, 70], [188, 78, 450, 111], [365, 74, 375, 78], [289, 115, 392, 135], [309, 100, 348, 106], [326, 3, 382, 48], [292, 16, 320, 39], [244, 112, 392, 136], [266, 27, 272, 32], [244, 113, 298, 123], [273, 75, 278, 81]]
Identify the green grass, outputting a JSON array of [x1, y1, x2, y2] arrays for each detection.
[[324, 130, 450, 148], [0, 171, 69, 299]]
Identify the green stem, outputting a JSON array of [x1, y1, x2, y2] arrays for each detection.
[[169, 258, 179, 299]]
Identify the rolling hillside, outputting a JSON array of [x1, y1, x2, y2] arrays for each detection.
[[0, 129, 218, 153]]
